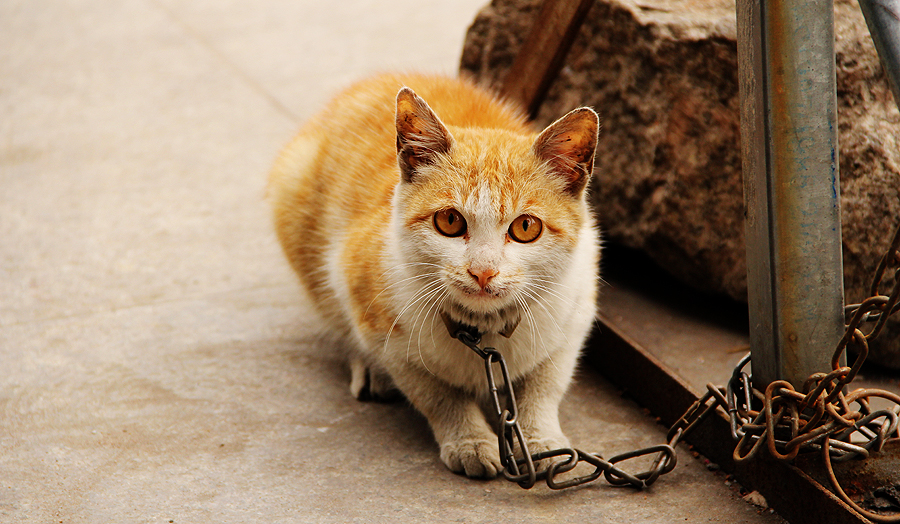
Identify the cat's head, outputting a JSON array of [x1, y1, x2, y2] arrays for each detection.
[[390, 87, 599, 335]]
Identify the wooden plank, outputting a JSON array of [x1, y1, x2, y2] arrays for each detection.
[[499, 0, 594, 117]]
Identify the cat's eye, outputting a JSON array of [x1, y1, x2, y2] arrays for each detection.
[[508, 215, 543, 243], [434, 208, 467, 237]]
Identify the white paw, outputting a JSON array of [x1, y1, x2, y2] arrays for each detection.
[[440, 438, 503, 478], [526, 434, 571, 454], [520, 434, 572, 472]]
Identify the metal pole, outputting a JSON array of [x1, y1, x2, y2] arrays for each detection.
[[737, 0, 846, 388], [858, 0, 900, 110]]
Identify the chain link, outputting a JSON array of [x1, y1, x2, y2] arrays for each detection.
[[452, 220, 900, 521], [454, 329, 678, 490]]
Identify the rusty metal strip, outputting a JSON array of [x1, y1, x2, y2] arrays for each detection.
[[498, 0, 594, 118]]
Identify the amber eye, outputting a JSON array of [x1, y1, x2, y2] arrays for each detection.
[[434, 208, 467, 237], [508, 215, 543, 243]]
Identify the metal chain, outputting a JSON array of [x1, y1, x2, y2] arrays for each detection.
[[453, 328, 678, 490], [452, 220, 900, 521], [726, 221, 900, 523]]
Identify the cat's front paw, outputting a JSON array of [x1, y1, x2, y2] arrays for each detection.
[[440, 438, 503, 479], [520, 434, 572, 472]]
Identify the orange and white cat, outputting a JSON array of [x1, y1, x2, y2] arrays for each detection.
[[269, 73, 600, 478]]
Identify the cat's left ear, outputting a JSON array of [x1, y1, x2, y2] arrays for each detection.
[[533, 107, 599, 196], [396, 87, 453, 183]]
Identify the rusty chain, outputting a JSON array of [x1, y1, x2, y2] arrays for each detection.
[[726, 220, 900, 523], [452, 220, 900, 520]]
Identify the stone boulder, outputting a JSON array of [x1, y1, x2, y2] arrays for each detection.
[[461, 0, 900, 368]]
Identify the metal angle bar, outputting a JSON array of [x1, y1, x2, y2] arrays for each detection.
[[737, 0, 846, 388], [859, 0, 900, 111]]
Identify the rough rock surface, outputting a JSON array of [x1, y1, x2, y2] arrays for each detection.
[[461, 0, 900, 367]]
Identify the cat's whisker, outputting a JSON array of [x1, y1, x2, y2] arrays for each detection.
[[389, 277, 443, 324], [384, 278, 445, 357], [430, 292, 451, 352], [416, 290, 450, 375], [420, 286, 448, 348], [364, 270, 441, 320], [519, 286, 571, 349], [530, 274, 578, 291], [407, 284, 446, 374], [527, 272, 585, 303], [396, 281, 445, 360], [520, 281, 567, 317], [415, 287, 450, 376], [514, 294, 542, 363], [516, 289, 557, 368], [527, 281, 581, 311]]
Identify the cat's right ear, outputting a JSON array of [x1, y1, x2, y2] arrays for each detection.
[[533, 107, 599, 196], [396, 87, 452, 183]]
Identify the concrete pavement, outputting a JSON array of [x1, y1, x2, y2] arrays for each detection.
[[2, 1, 785, 522]]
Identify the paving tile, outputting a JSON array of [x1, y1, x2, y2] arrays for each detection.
[[151, 0, 489, 120], [1, 0, 297, 327]]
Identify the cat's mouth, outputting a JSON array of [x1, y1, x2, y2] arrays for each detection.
[[452, 281, 508, 304], [464, 288, 500, 299], [440, 277, 522, 336], [441, 299, 521, 338]]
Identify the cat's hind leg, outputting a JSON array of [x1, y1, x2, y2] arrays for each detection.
[[349, 356, 401, 402]]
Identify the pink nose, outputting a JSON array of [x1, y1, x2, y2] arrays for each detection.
[[468, 268, 499, 289]]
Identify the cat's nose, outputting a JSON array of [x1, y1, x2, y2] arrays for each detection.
[[468, 268, 498, 290]]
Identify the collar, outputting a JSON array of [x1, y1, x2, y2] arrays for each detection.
[[440, 310, 519, 340]]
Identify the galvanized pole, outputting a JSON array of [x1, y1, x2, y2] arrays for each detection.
[[737, 0, 846, 388], [858, 0, 900, 110]]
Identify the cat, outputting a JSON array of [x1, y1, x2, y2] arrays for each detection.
[[268, 73, 600, 478]]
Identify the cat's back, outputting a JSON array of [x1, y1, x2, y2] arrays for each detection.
[[320, 73, 530, 132], [268, 74, 529, 323], [273, 74, 530, 190]]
